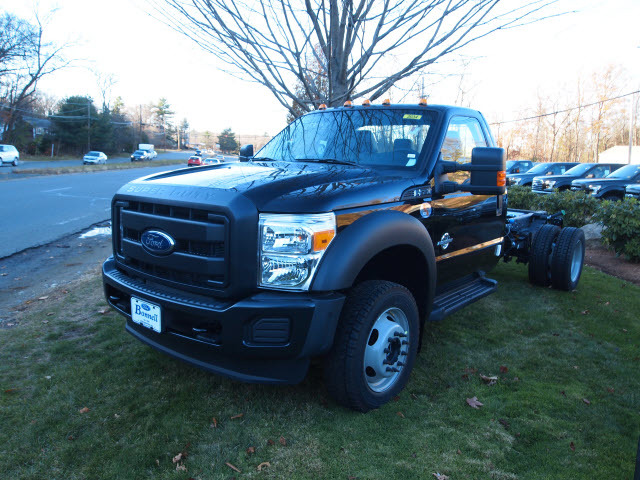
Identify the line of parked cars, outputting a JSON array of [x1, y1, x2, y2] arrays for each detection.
[[506, 160, 640, 201]]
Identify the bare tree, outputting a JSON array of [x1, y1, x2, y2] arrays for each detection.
[[0, 12, 70, 141], [152, 0, 564, 117]]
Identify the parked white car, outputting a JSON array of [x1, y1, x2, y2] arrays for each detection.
[[0, 144, 20, 166], [83, 151, 108, 165]]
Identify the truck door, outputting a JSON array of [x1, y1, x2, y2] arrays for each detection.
[[421, 116, 505, 286]]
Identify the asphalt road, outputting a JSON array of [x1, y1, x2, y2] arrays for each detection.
[[0, 162, 190, 258], [4, 150, 191, 171]]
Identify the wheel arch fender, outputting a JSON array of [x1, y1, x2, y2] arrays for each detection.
[[311, 210, 436, 300]]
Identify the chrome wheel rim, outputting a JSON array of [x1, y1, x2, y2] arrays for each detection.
[[363, 307, 409, 393], [570, 240, 584, 283]]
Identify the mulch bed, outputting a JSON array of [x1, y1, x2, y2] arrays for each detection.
[[584, 247, 640, 286]]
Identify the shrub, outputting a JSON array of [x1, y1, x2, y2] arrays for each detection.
[[506, 186, 599, 227], [594, 198, 640, 262]]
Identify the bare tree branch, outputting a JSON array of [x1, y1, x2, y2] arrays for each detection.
[[149, 0, 569, 115]]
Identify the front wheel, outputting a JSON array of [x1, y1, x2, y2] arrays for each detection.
[[323, 280, 419, 412], [12, 158, 18, 166]]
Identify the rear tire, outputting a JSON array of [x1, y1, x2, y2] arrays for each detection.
[[551, 227, 585, 291], [323, 280, 419, 412], [528, 224, 560, 286]]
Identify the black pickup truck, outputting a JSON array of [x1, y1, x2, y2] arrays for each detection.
[[531, 163, 622, 194], [103, 103, 585, 411], [571, 164, 640, 200]]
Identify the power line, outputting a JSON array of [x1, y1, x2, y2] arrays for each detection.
[[490, 90, 640, 126]]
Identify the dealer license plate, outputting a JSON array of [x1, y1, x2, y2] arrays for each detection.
[[130, 297, 162, 333]]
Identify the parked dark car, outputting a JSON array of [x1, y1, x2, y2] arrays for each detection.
[[625, 184, 640, 200], [571, 164, 640, 200], [507, 162, 578, 187], [532, 163, 622, 194], [506, 159, 535, 174]]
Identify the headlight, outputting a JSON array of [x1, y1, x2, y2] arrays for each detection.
[[259, 213, 336, 290], [544, 180, 556, 189], [510, 177, 522, 185], [589, 185, 601, 194]]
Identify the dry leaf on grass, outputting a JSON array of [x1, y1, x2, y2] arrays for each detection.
[[172, 453, 183, 464], [211, 417, 218, 428], [466, 397, 483, 409], [226, 462, 241, 473], [78, 407, 90, 414], [246, 446, 256, 454], [570, 442, 576, 451], [98, 308, 109, 315], [176, 464, 187, 472], [499, 365, 509, 373], [433, 473, 449, 480], [582, 398, 591, 405], [267, 439, 275, 446], [279, 436, 287, 446], [230, 413, 244, 420], [257, 461, 271, 471], [396, 411, 405, 418], [479, 374, 498, 386], [38, 296, 49, 300]]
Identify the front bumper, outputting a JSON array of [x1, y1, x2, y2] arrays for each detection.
[[102, 257, 345, 384]]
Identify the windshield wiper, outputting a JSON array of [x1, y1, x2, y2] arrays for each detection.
[[295, 158, 358, 166]]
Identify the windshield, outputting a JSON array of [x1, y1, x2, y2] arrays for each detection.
[[134, 150, 145, 154], [256, 108, 435, 168], [87, 151, 101, 156], [607, 164, 640, 180], [563, 164, 593, 176], [526, 163, 555, 174]]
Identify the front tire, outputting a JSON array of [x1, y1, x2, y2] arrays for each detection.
[[323, 280, 419, 412], [12, 158, 18, 166]]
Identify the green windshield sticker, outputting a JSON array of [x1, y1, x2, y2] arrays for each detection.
[[403, 114, 422, 120]]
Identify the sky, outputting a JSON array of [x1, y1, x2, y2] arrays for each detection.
[[2, 0, 639, 136]]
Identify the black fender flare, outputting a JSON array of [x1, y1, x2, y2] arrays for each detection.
[[311, 209, 436, 307]]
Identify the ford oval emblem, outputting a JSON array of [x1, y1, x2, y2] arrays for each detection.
[[141, 304, 150, 311], [141, 230, 176, 256]]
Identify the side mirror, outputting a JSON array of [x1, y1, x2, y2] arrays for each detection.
[[469, 147, 506, 194], [239, 144, 254, 162], [514, 168, 520, 173], [434, 147, 506, 196]]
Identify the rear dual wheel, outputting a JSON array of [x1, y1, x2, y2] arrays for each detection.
[[323, 280, 419, 412], [529, 225, 585, 290]]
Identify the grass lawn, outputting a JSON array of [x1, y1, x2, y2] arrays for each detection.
[[1, 263, 638, 479]]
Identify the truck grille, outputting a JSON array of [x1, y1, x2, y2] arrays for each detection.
[[115, 200, 229, 293], [531, 179, 544, 191]]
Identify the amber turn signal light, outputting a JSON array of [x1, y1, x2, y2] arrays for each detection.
[[313, 230, 335, 252], [418, 98, 428, 106], [497, 170, 506, 187]]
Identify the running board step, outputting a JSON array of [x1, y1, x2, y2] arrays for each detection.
[[428, 276, 498, 322]]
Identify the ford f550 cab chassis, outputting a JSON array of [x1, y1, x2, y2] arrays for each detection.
[[103, 103, 585, 411]]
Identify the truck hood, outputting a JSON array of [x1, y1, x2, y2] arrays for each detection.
[[571, 178, 624, 187], [124, 161, 413, 213], [535, 174, 574, 182]]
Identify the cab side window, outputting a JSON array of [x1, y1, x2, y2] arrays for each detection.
[[440, 116, 487, 183]]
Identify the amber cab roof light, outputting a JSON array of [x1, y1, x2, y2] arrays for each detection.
[[362, 99, 371, 107], [419, 98, 428, 106], [318, 103, 327, 110], [343, 100, 353, 108], [382, 99, 391, 106]]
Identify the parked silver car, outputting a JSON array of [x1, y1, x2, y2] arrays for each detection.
[[0, 144, 20, 166]]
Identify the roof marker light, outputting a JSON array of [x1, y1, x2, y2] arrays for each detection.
[[362, 99, 371, 107], [382, 99, 391, 106], [343, 100, 353, 108], [419, 98, 428, 106], [318, 103, 327, 110]]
